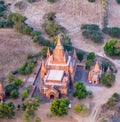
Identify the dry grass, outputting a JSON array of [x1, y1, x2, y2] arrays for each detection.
[[0, 29, 39, 79]]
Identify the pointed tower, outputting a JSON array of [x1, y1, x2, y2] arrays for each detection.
[[94, 61, 100, 72], [47, 47, 50, 58], [52, 35, 66, 64], [69, 62, 73, 73], [41, 61, 46, 79], [0, 82, 5, 102], [106, 66, 111, 73], [73, 48, 77, 59]]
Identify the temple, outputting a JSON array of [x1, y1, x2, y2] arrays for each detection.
[[0, 82, 5, 102], [88, 61, 102, 84], [40, 35, 77, 99]]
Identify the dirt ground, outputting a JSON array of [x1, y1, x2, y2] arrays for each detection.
[[108, 0, 120, 27], [0, 29, 39, 79]]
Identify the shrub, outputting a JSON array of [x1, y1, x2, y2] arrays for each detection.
[[44, 21, 60, 36], [18, 60, 37, 75], [116, 0, 120, 4], [41, 46, 49, 58], [88, 0, 96, 2], [4, 84, 18, 97], [30, 30, 41, 43], [74, 104, 89, 115], [22, 89, 28, 100], [85, 60, 93, 70], [107, 98, 116, 107], [77, 51, 84, 62], [47, 0, 56, 3], [10, 89, 19, 99], [14, 78, 22, 87], [43, 12, 56, 21], [101, 61, 110, 72], [87, 52, 95, 61], [103, 27, 120, 38], [101, 73, 115, 87], [81, 24, 102, 43]]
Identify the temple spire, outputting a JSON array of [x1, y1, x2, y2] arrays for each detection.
[[0, 82, 4, 102], [73, 48, 77, 59], [41, 61, 46, 79], [55, 35, 63, 49], [0, 82, 3, 95], [107, 66, 111, 73], [94, 61, 100, 71], [47, 47, 50, 58]]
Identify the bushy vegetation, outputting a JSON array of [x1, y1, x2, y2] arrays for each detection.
[[87, 52, 95, 61], [74, 103, 89, 115], [4, 84, 18, 98], [77, 51, 84, 62], [22, 89, 29, 100], [103, 27, 120, 38], [81, 24, 103, 43], [47, 0, 56, 3], [101, 61, 110, 72], [22, 98, 40, 122], [0, 0, 6, 17], [101, 73, 115, 87], [104, 39, 120, 57], [50, 98, 70, 116], [43, 12, 65, 37], [18, 59, 37, 75], [0, 102, 15, 118], [116, 0, 120, 4], [73, 81, 88, 99], [85, 52, 95, 70], [88, 0, 96, 2]]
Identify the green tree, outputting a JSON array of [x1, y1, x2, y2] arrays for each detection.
[[104, 39, 117, 56], [50, 98, 70, 116], [73, 82, 88, 99], [87, 52, 95, 61]]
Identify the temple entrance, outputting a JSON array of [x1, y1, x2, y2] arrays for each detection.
[[50, 94, 54, 100], [94, 81, 96, 84]]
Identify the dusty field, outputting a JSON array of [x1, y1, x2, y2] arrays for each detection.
[[0, 29, 39, 79], [108, 0, 120, 27], [4, 0, 104, 53]]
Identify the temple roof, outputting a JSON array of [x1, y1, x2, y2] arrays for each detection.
[[47, 70, 64, 81]]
